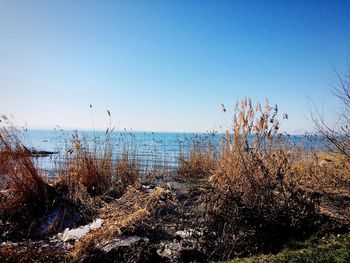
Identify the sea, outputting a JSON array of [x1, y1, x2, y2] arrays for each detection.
[[20, 130, 218, 174], [18, 130, 328, 176]]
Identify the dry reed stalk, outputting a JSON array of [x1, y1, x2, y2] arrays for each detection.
[[59, 130, 139, 198], [209, 98, 289, 201], [177, 134, 219, 179]]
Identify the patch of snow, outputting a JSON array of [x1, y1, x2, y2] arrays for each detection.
[[58, 218, 103, 242]]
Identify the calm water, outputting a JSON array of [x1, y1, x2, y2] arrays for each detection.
[[20, 130, 327, 175], [21, 130, 220, 174]]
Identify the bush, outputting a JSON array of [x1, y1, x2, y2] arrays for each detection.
[[202, 98, 331, 260]]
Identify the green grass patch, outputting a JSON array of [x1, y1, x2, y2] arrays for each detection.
[[226, 232, 350, 263]]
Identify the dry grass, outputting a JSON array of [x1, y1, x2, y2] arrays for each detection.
[[70, 186, 177, 260], [200, 98, 350, 260], [209, 98, 290, 199], [58, 130, 139, 199], [0, 127, 52, 210], [59, 131, 114, 196], [289, 151, 350, 224], [0, 122, 57, 239], [0, 97, 349, 261], [0, 118, 140, 240], [208, 98, 349, 205], [178, 138, 218, 178]]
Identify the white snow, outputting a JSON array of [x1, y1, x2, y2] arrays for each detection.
[[58, 218, 104, 242]]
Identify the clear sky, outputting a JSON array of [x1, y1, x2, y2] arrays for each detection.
[[0, 1, 349, 133]]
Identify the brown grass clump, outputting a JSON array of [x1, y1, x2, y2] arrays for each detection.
[[201, 98, 345, 260], [0, 123, 56, 239], [59, 131, 139, 199], [209, 98, 290, 199], [59, 131, 114, 196], [178, 137, 218, 178], [289, 151, 350, 225], [0, 128, 52, 208], [114, 153, 139, 188]]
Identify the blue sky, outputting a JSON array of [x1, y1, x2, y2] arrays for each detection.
[[0, 1, 349, 133]]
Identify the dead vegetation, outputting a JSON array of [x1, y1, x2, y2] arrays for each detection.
[[0, 88, 350, 262], [70, 186, 179, 262], [0, 124, 56, 240], [197, 98, 349, 261], [195, 99, 314, 260], [0, 118, 140, 243], [178, 136, 218, 178]]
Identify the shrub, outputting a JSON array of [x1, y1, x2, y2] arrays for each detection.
[[202, 98, 328, 260]]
